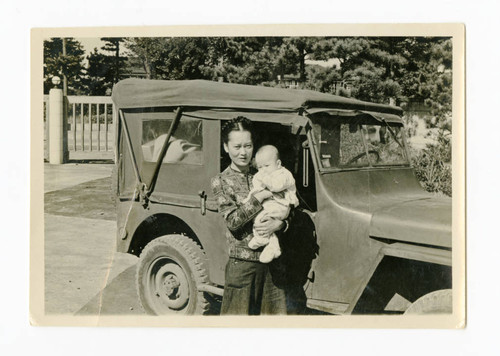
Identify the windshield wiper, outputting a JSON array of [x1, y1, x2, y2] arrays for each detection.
[[380, 117, 404, 150], [356, 110, 404, 150]]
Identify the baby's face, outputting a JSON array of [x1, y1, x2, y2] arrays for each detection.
[[255, 151, 280, 175]]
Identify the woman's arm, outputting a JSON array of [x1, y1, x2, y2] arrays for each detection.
[[254, 204, 295, 236], [211, 175, 263, 236], [253, 215, 286, 236]]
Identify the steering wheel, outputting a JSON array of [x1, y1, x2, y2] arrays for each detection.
[[346, 150, 380, 165]]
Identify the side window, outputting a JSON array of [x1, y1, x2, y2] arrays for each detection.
[[141, 118, 203, 165]]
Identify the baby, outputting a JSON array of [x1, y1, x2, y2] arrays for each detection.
[[246, 145, 299, 263]]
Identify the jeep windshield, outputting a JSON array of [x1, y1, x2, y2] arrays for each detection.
[[309, 114, 410, 170]]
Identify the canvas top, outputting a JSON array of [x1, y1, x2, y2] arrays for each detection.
[[112, 78, 404, 117]]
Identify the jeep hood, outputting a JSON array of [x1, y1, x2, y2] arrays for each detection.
[[369, 196, 452, 248]]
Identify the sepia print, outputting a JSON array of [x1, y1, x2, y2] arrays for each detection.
[[31, 24, 465, 327]]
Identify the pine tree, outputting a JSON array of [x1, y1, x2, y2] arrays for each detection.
[[83, 48, 111, 95], [100, 37, 128, 84], [43, 38, 86, 94]]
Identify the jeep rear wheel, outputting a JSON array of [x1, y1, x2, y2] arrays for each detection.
[[404, 289, 452, 314], [137, 235, 209, 315]]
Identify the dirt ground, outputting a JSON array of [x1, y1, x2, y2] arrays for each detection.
[[44, 163, 143, 315]]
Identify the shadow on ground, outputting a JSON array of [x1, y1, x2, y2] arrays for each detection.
[[45, 176, 116, 221], [77, 265, 145, 315], [67, 159, 114, 165], [77, 264, 223, 316]]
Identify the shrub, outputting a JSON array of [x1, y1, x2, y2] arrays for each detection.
[[411, 130, 452, 197]]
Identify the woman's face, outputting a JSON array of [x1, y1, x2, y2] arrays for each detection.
[[224, 130, 254, 170]]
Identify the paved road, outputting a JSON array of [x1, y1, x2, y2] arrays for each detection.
[[44, 163, 144, 315]]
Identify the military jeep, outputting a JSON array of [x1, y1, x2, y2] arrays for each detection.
[[111, 78, 452, 315]]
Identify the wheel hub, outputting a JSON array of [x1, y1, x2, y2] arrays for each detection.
[[162, 274, 181, 298], [150, 261, 190, 311]]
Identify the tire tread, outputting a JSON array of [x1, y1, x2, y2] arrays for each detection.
[[137, 234, 210, 315]]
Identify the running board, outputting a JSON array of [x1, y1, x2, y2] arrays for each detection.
[[306, 299, 349, 315]]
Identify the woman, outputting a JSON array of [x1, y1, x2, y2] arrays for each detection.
[[211, 116, 289, 315]]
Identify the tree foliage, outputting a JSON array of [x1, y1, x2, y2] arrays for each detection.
[[305, 65, 342, 93], [124, 37, 168, 79], [125, 37, 210, 80], [417, 39, 452, 128], [43, 38, 86, 94], [125, 37, 322, 86], [42, 36, 453, 132], [44, 36, 452, 131], [100, 37, 128, 84], [157, 37, 210, 79], [412, 130, 452, 196], [310, 37, 407, 103], [306, 36, 452, 130], [84, 38, 128, 95], [83, 49, 112, 95]]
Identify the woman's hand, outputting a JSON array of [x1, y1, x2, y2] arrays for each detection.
[[254, 216, 285, 236], [253, 190, 273, 203]]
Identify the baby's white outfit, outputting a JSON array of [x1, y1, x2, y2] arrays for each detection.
[[247, 166, 299, 263]]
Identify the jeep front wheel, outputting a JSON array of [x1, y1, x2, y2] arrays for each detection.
[[404, 289, 452, 314], [137, 235, 209, 315]]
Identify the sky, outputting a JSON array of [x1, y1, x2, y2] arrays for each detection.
[[75, 37, 105, 55]]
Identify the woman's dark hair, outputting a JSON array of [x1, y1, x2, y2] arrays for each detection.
[[221, 116, 254, 144]]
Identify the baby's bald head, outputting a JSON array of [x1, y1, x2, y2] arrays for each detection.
[[256, 145, 279, 161], [255, 145, 281, 174]]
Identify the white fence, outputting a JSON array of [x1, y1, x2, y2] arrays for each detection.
[[44, 95, 116, 161]]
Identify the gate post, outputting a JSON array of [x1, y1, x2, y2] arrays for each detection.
[[49, 77, 68, 164]]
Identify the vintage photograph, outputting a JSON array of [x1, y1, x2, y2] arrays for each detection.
[[31, 25, 465, 327]]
